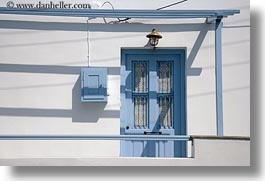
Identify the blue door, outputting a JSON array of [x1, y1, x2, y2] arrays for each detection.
[[120, 49, 186, 157]]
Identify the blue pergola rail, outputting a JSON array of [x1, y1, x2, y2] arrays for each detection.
[[0, 135, 191, 141], [0, 8, 239, 19]]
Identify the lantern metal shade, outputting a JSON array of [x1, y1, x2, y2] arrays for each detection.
[[146, 29, 162, 47]]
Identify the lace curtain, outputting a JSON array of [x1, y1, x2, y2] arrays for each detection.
[[134, 62, 147, 127], [158, 62, 173, 127]]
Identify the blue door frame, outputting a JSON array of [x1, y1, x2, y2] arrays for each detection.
[[120, 48, 186, 157]]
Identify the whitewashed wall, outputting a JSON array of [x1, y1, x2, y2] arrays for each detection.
[[0, 0, 250, 158]]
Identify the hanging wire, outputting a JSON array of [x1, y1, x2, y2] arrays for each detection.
[[100, 0, 188, 23], [156, 0, 188, 10], [86, 0, 189, 66], [86, 18, 90, 67], [101, 1, 115, 24], [117, 0, 189, 22], [101, 1, 115, 9]]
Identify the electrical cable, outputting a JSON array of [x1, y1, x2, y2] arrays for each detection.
[[156, 0, 188, 10], [117, 0, 189, 22], [86, 18, 91, 67], [101, 1, 115, 23], [87, 0, 189, 66]]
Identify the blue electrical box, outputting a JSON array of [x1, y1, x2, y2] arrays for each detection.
[[81, 67, 107, 102]]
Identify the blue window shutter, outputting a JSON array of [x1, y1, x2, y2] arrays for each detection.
[[81, 67, 107, 102]]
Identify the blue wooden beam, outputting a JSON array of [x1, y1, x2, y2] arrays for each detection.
[[215, 18, 224, 136], [0, 135, 191, 141], [0, 8, 240, 19]]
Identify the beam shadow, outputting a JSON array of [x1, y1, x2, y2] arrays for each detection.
[[0, 107, 71, 118], [0, 107, 119, 122], [0, 63, 120, 75], [0, 20, 215, 32], [201, 60, 250, 70], [0, 38, 86, 48], [187, 86, 250, 98], [0, 76, 120, 123], [0, 82, 73, 90], [0, 19, 216, 77], [186, 22, 211, 76]]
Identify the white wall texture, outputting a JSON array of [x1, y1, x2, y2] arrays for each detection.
[[0, 0, 250, 160]]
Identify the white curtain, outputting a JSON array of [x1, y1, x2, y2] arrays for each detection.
[[158, 62, 172, 127], [134, 63, 147, 127]]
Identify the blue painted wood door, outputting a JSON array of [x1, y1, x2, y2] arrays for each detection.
[[120, 49, 186, 157]]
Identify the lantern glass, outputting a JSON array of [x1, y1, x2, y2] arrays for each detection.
[[150, 37, 159, 46]]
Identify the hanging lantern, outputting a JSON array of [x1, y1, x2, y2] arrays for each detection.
[[146, 28, 162, 47]]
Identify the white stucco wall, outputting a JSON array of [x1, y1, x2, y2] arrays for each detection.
[[0, 0, 250, 160]]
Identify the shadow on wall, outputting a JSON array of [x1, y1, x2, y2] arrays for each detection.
[[0, 62, 120, 122], [0, 64, 120, 75], [0, 74, 120, 123], [72, 76, 120, 123], [0, 20, 217, 76], [186, 21, 210, 76], [0, 64, 120, 122], [0, 20, 220, 122], [0, 20, 214, 33]]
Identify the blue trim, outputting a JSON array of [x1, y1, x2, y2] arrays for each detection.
[[148, 55, 158, 132], [0, 8, 240, 19], [157, 93, 174, 97], [215, 18, 224, 136], [132, 92, 149, 96], [0, 135, 191, 141], [180, 49, 187, 156], [81, 67, 107, 102]]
